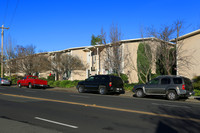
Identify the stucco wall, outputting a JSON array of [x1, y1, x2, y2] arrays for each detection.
[[177, 34, 200, 79], [123, 42, 139, 83]]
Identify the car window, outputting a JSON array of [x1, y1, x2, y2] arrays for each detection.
[[100, 76, 109, 81], [161, 78, 171, 84], [149, 78, 159, 85], [87, 76, 95, 81], [173, 78, 182, 84]]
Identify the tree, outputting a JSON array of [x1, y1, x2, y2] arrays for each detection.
[[137, 43, 152, 83], [15, 45, 37, 75], [147, 24, 176, 75], [50, 52, 85, 80], [5, 36, 17, 79], [91, 34, 102, 46], [103, 23, 124, 76]]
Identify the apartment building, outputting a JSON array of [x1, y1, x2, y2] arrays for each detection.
[[170, 29, 200, 79]]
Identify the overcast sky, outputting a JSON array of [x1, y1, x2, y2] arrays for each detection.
[[0, 0, 200, 52]]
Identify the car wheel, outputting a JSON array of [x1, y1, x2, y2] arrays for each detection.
[[18, 83, 21, 88], [28, 83, 32, 88], [135, 89, 144, 98], [167, 90, 178, 100], [78, 86, 85, 93], [99, 86, 107, 95]]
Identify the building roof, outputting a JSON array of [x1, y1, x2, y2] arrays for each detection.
[[170, 29, 200, 42], [47, 37, 174, 54]]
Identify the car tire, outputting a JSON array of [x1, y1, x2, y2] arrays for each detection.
[[78, 86, 85, 93], [99, 86, 107, 95], [28, 83, 32, 88], [18, 83, 21, 88], [135, 89, 144, 98], [167, 90, 178, 100]]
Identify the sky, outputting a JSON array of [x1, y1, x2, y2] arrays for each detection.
[[0, 0, 200, 53]]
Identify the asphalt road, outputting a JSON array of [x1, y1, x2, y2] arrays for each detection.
[[0, 86, 200, 133]]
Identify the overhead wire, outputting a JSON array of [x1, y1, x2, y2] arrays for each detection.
[[2, 0, 10, 25], [8, 0, 20, 28]]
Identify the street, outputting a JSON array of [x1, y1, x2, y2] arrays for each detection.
[[0, 86, 200, 133]]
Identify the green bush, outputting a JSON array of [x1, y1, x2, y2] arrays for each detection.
[[124, 83, 138, 91], [194, 89, 200, 96], [53, 81, 61, 87], [59, 80, 71, 88], [39, 77, 47, 81], [192, 76, 200, 90], [48, 81, 54, 87], [48, 75, 55, 81]]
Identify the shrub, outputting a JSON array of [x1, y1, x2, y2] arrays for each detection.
[[48, 75, 55, 81], [48, 81, 54, 87], [192, 76, 200, 90], [124, 83, 138, 91], [59, 80, 71, 88], [39, 77, 47, 81], [110, 73, 129, 83], [194, 89, 200, 96], [53, 81, 61, 87]]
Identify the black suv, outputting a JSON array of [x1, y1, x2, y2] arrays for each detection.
[[76, 75, 125, 95], [133, 75, 194, 100]]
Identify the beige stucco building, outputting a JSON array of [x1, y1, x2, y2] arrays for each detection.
[[171, 29, 200, 79], [40, 37, 161, 83]]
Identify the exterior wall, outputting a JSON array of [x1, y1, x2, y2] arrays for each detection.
[[70, 70, 87, 80], [123, 42, 139, 83], [177, 34, 200, 79], [69, 49, 89, 80]]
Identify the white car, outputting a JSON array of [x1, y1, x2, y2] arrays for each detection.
[[0, 78, 11, 86]]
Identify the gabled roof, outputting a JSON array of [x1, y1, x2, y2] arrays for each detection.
[[170, 29, 200, 42]]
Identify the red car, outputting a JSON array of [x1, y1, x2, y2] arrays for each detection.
[[17, 75, 48, 89]]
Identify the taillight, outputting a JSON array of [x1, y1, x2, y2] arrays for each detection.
[[109, 82, 112, 87], [182, 84, 185, 90]]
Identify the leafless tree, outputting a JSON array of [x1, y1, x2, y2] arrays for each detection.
[[147, 24, 176, 75], [14, 45, 39, 75], [4, 36, 17, 79], [102, 23, 124, 76], [174, 20, 195, 76], [50, 52, 85, 80], [146, 20, 194, 76]]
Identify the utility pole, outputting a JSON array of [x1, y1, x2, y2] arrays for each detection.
[[1, 25, 9, 78]]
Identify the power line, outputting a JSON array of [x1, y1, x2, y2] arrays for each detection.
[[3, 0, 10, 25], [9, 0, 20, 27]]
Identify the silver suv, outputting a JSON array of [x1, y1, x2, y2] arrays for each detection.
[[132, 75, 194, 100]]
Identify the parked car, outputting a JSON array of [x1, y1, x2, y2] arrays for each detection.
[[17, 75, 48, 89], [76, 75, 125, 95], [0, 78, 11, 86], [133, 75, 194, 100]]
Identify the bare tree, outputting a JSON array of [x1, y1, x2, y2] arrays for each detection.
[[102, 23, 125, 76], [5, 36, 17, 79], [50, 52, 85, 80], [174, 20, 195, 76], [15, 45, 36, 75], [147, 24, 176, 75]]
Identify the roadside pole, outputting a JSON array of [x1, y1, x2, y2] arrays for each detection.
[[1, 25, 9, 78]]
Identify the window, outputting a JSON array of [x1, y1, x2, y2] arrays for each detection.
[[87, 76, 95, 81], [149, 78, 159, 85], [161, 78, 171, 84], [173, 78, 182, 84]]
